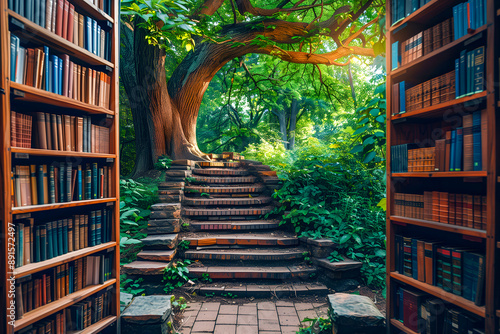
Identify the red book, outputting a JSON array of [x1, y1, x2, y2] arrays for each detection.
[[67, 4, 75, 43], [25, 49, 35, 87], [62, 0, 69, 39], [55, 0, 64, 37], [403, 289, 427, 332]]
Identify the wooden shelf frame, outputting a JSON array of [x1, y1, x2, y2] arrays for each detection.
[[0, 0, 120, 332], [14, 279, 116, 331], [386, 0, 499, 332], [14, 242, 116, 278], [390, 216, 487, 238]]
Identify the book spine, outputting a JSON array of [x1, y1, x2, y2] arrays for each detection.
[[92, 163, 98, 199], [49, 165, 55, 203]]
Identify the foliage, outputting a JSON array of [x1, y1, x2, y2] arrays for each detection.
[[170, 296, 188, 312], [200, 273, 212, 283], [178, 240, 190, 250], [162, 260, 192, 293], [120, 275, 145, 296], [120, 178, 159, 264], [155, 155, 173, 170], [297, 318, 332, 334]]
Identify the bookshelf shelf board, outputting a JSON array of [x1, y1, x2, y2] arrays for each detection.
[[70, 0, 114, 23], [389, 0, 456, 32], [391, 25, 487, 80], [390, 272, 486, 317], [14, 279, 116, 331], [391, 171, 487, 178], [390, 216, 487, 238], [11, 148, 116, 159], [389, 319, 419, 334], [12, 198, 117, 214], [10, 82, 114, 115], [67, 315, 117, 334], [14, 242, 116, 278], [8, 10, 114, 68], [390, 91, 487, 120]]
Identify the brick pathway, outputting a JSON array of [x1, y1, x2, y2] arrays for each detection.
[[177, 301, 329, 334]]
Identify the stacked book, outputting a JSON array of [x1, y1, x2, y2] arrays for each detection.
[[12, 162, 112, 207], [394, 192, 487, 230], [10, 111, 32, 148], [66, 289, 113, 331], [453, 0, 487, 40], [15, 253, 113, 319], [455, 46, 485, 98], [395, 235, 485, 305], [391, 110, 487, 172], [9, 35, 111, 108], [392, 18, 453, 70], [394, 288, 484, 333], [18, 310, 67, 334], [8, 0, 112, 61], [14, 210, 113, 268], [391, 0, 432, 25]]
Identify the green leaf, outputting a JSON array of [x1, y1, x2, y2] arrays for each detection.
[[375, 115, 385, 123], [339, 234, 351, 244], [350, 145, 364, 154], [353, 126, 368, 136], [369, 109, 380, 117], [363, 151, 377, 163]]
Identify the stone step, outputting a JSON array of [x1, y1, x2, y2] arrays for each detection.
[[141, 234, 178, 249], [197, 161, 240, 168], [121, 295, 173, 334], [122, 260, 170, 275], [137, 249, 176, 262], [184, 247, 305, 261], [182, 196, 272, 207], [147, 219, 180, 234], [183, 206, 273, 217], [312, 258, 363, 272], [183, 232, 298, 247], [189, 220, 280, 231], [190, 175, 258, 184], [184, 185, 264, 194], [188, 265, 316, 280], [192, 168, 249, 176], [185, 282, 328, 298]]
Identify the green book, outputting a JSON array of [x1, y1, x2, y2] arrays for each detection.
[[90, 211, 96, 246], [46, 222, 53, 259], [59, 162, 65, 202], [57, 220, 63, 256], [62, 219, 68, 254], [49, 165, 56, 204], [96, 210, 102, 245], [34, 225, 41, 263], [40, 225, 47, 261], [16, 222, 24, 268], [92, 163, 98, 199], [52, 221, 58, 257], [84, 164, 91, 200]]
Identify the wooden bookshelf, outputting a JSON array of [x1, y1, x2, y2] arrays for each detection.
[[386, 0, 499, 332], [0, 0, 120, 332]]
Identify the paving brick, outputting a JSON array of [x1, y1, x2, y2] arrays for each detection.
[[275, 301, 294, 307], [237, 314, 258, 325], [197, 311, 218, 321], [238, 306, 257, 315], [214, 325, 236, 334], [278, 315, 300, 327], [219, 305, 238, 315], [191, 321, 215, 333], [297, 310, 318, 321], [257, 302, 276, 310], [257, 310, 278, 321], [217, 314, 237, 325], [281, 326, 301, 334], [294, 303, 314, 311], [187, 302, 202, 311], [276, 307, 297, 316], [257, 320, 280, 332], [201, 302, 221, 311], [236, 325, 258, 334]]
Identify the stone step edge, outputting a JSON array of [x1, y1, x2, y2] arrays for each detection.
[[181, 283, 328, 298], [184, 235, 298, 247], [189, 221, 280, 231], [183, 248, 304, 261], [187, 266, 316, 280]]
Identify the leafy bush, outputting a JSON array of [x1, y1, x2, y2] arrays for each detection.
[[155, 155, 172, 170], [162, 260, 192, 293]]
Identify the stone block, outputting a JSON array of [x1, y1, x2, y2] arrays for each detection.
[[141, 234, 178, 249], [150, 210, 181, 219], [121, 295, 173, 334], [120, 292, 134, 312]]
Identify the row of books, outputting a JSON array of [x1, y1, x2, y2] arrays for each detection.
[[391, 110, 487, 173], [455, 46, 485, 98], [8, 0, 112, 61], [16, 254, 113, 318], [394, 289, 484, 333], [391, 0, 431, 25], [394, 192, 487, 230], [9, 35, 112, 108], [395, 235, 485, 305], [14, 210, 113, 268], [10, 111, 32, 148], [453, 0, 487, 40], [17, 111, 110, 153], [17, 289, 113, 333], [391, 18, 453, 70], [12, 163, 112, 207]]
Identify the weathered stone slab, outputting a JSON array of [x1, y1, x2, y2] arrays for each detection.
[[150, 210, 181, 219], [141, 234, 178, 249], [168, 165, 191, 170], [121, 261, 170, 275], [158, 195, 181, 203], [147, 225, 180, 234], [137, 249, 176, 262], [158, 181, 185, 189], [313, 258, 362, 272], [151, 203, 181, 211], [120, 292, 134, 312], [121, 295, 173, 334], [328, 293, 385, 334], [165, 170, 192, 177], [172, 159, 196, 167], [157, 189, 183, 195]]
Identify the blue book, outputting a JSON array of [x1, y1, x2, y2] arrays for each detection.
[[10, 35, 19, 81], [26, 0, 33, 21], [44, 46, 49, 91], [33, 0, 39, 25], [18, 0, 24, 16], [93, 20, 98, 55], [40, 0, 45, 29], [58, 56, 63, 95], [35, 226, 41, 263], [62, 219, 68, 254], [77, 166, 82, 200], [97, 25, 101, 57], [450, 130, 456, 171], [85, 17, 92, 52], [96, 210, 102, 245], [40, 225, 46, 261], [453, 5, 459, 40], [479, 0, 485, 27], [46, 222, 53, 259], [457, 4, 463, 39], [69, 265, 73, 294], [51, 55, 58, 94], [411, 0, 418, 12], [51, 221, 58, 257], [59, 162, 65, 202], [462, 252, 484, 303], [392, 42, 399, 70], [473, 46, 484, 93], [405, 0, 412, 17], [472, 111, 482, 171], [8, 0, 13, 10], [455, 58, 460, 99], [455, 127, 463, 171], [462, 3, 468, 36], [397, 0, 405, 23], [92, 163, 98, 199], [57, 220, 63, 256], [411, 238, 418, 280], [399, 81, 406, 113], [90, 211, 96, 246], [459, 50, 466, 97], [466, 51, 472, 96]]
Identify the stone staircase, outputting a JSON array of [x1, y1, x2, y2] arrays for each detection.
[[122, 153, 362, 296]]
